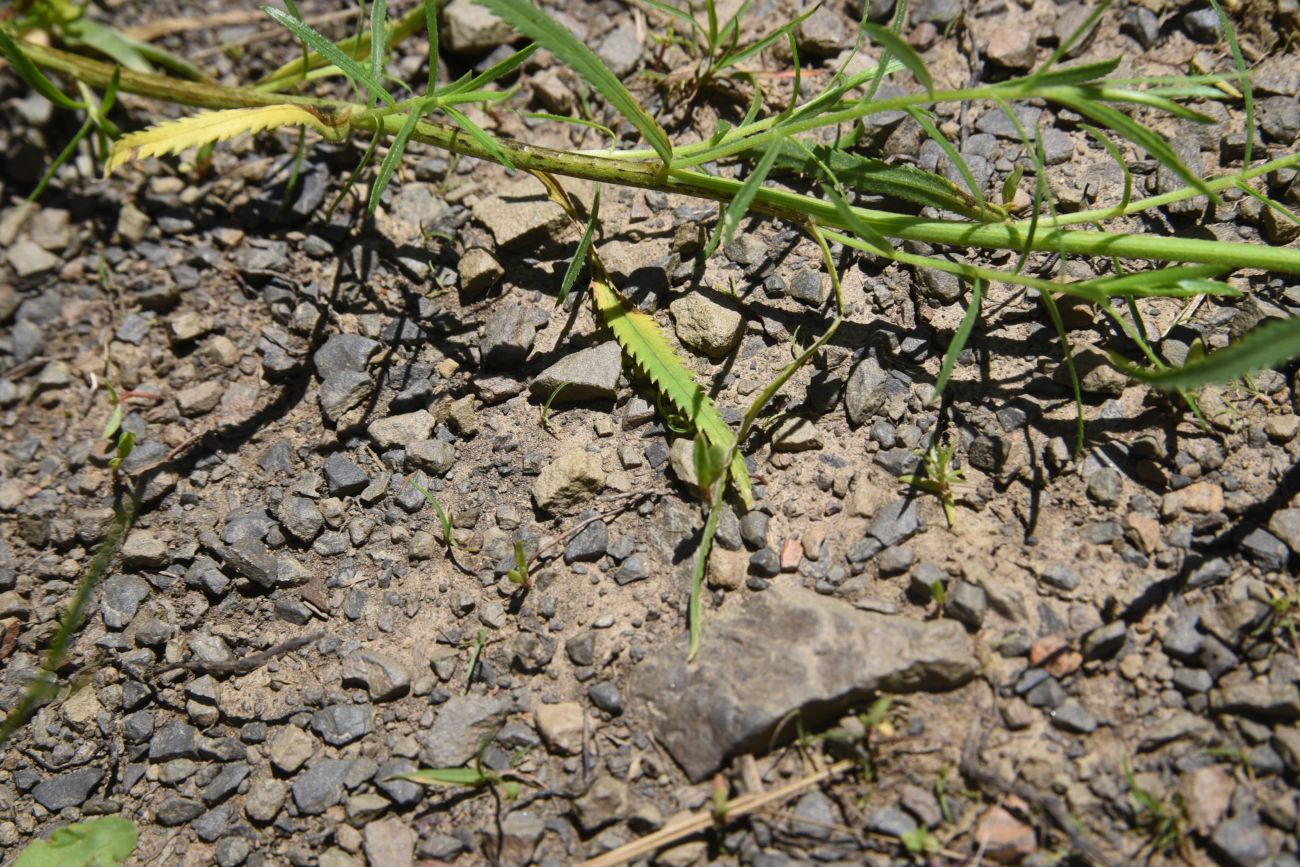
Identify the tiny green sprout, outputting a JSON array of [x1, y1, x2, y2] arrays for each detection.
[[928, 580, 947, 608], [108, 431, 135, 474], [899, 437, 966, 528], [409, 478, 478, 552], [709, 774, 730, 824], [1124, 758, 1189, 858], [103, 383, 124, 440], [934, 766, 954, 824], [465, 628, 487, 691], [395, 729, 524, 801], [900, 826, 940, 856], [505, 540, 530, 587], [540, 381, 571, 438], [692, 436, 728, 495]]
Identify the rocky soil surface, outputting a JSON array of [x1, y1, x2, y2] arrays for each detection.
[[1, 0, 1299, 865]]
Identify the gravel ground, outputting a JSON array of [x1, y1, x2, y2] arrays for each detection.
[[2, 0, 1299, 865]]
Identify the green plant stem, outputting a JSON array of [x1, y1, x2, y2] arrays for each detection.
[[0, 489, 137, 749], [16, 35, 1300, 274]]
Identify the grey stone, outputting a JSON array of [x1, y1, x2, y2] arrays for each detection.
[[458, 247, 503, 298], [1025, 676, 1067, 709], [269, 724, 317, 774], [419, 696, 509, 767], [314, 334, 379, 377], [574, 774, 630, 833], [629, 584, 977, 780], [101, 575, 150, 629], [442, 0, 516, 52], [406, 439, 456, 476], [530, 341, 622, 402], [865, 805, 916, 838], [596, 25, 641, 77], [323, 454, 368, 496], [471, 192, 566, 249], [342, 650, 411, 702], [1270, 508, 1300, 556], [481, 305, 536, 368], [944, 581, 987, 630], [787, 270, 825, 306], [1209, 814, 1272, 867], [222, 536, 280, 588], [868, 499, 922, 547], [319, 371, 373, 422], [845, 356, 889, 426], [291, 759, 352, 815], [214, 837, 251, 867], [740, 511, 769, 549], [564, 516, 608, 563], [155, 795, 204, 826], [1051, 699, 1097, 733], [792, 790, 837, 839], [1086, 467, 1124, 507], [202, 763, 251, 805], [277, 495, 324, 543], [1083, 621, 1127, 660], [1038, 564, 1080, 591], [1242, 528, 1290, 571], [369, 410, 435, 450], [588, 681, 623, 715], [311, 703, 374, 745], [363, 817, 416, 867], [1210, 683, 1300, 720], [7, 239, 60, 278], [244, 777, 286, 824], [670, 293, 744, 358], [532, 449, 605, 513], [1183, 7, 1221, 42], [613, 553, 650, 585], [770, 417, 822, 453], [150, 721, 199, 761], [32, 767, 103, 811]]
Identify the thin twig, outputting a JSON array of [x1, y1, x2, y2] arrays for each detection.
[[150, 631, 324, 677]]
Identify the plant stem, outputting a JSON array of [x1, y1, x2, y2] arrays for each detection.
[[17, 35, 1300, 274]]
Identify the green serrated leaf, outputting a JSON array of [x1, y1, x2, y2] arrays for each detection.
[[14, 816, 137, 867], [473, 0, 673, 167], [0, 28, 86, 110], [1120, 315, 1300, 391], [263, 5, 395, 106]]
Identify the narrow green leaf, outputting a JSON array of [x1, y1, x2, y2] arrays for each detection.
[[1000, 165, 1023, 207], [557, 185, 601, 305], [704, 137, 781, 258], [861, 22, 932, 94], [522, 111, 616, 142], [1029, 57, 1120, 88], [263, 5, 396, 106], [1120, 316, 1300, 391], [764, 138, 987, 219], [1050, 92, 1214, 199], [0, 27, 86, 109], [928, 278, 983, 406], [369, 104, 424, 216], [828, 191, 893, 256], [908, 108, 987, 212], [1209, 0, 1253, 167], [1080, 123, 1131, 210], [448, 44, 538, 95], [1086, 264, 1235, 298], [716, 4, 818, 71], [424, 0, 440, 91], [370, 0, 389, 107], [399, 767, 491, 786], [64, 19, 155, 73], [473, 0, 673, 166], [444, 105, 515, 171]]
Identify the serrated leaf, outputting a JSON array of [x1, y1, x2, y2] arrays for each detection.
[[763, 139, 986, 219], [860, 22, 932, 94], [106, 105, 346, 174], [1119, 315, 1300, 391], [0, 28, 86, 110], [532, 172, 752, 508], [473, 0, 673, 167], [263, 5, 395, 106], [14, 816, 137, 867]]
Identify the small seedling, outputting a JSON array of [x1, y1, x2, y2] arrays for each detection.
[[465, 628, 488, 691], [900, 826, 940, 856], [899, 437, 965, 528], [1252, 584, 1300, 656], [408, 478, 477, 552], [709, 774, 730, 824], [505, 540, 530, 588], [396, 734, 523, 801], [539, 380, 571, 437], [1124, 760, 1189, 859]]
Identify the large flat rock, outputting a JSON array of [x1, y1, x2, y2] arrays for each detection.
[[629, 584, 977, 781]]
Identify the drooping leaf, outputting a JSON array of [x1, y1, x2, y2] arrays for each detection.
[[704, 136, 782, 258], [473, 0, 673, 167], [1029, 57, 1121, 88], [14, 816, 137, 867], [928, 278, 982, 406], [369, 103, 425, 215], [908, 107, 987, 212], [105, 105, 347, 174], [0, 28, 86, 110], [64, 18, 155, 73], [263, 5, 396, 106], [762, 139, 987, 219], [398, 767, 493, 786], [715, 4, 818, 72], [444, 105, 515, 171], [1119, 315, 1300, 391]]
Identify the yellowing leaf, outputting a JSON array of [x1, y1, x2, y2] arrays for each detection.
[[106, 105, 348, 174], [532, 171, 753, 508]]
